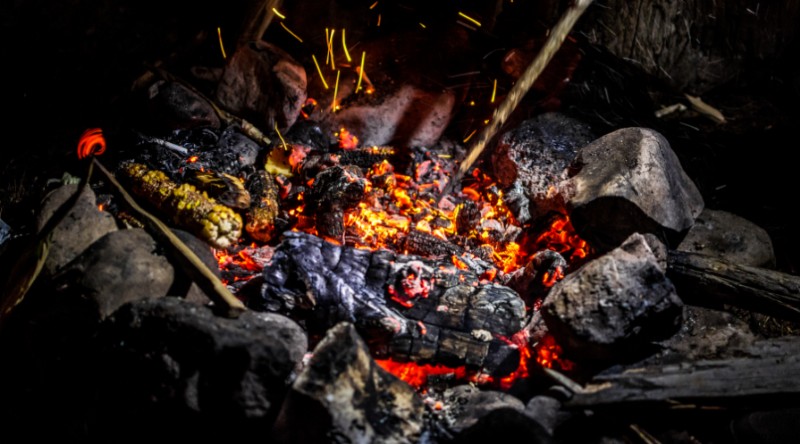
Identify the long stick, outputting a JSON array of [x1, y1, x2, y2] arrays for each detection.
[[438, 0, 594, 201]]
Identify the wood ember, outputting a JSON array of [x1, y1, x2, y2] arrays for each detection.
[[490, 112, 595, 223], [677, 208, 776, 269], [565, 127, 705, 252], [504, 249, 567, 302], [305, 165, 366, 240], [250, 231, 526, 376], [271, 322, 424, 444], [215, 41, 307, 132], [541, 233, 684, 361]]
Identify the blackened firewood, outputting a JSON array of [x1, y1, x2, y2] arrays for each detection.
[[456, 200, 481, 236], [566, 337, 800, 410], [667, 250, 800, 321], [504, 249, 567, 301], [338, 147, 396, 169], [305, 165, 366, 240], [252, 231, 527, 375]]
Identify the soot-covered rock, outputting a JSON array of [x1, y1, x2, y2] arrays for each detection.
[[94, 297, 307, 440], [36, 184, 118, 277], [677, 208, 776, 268], [144, 80, 221, 131], [215, 41, 307, 132], [52, 228, 173, 319], [441, 384, 525, 434], [491, 112, 595, 223], [566, 127, 704, 252], [271, 322, 424, 444], [251, 231, 526, 375], [541, 233, 684, 361]]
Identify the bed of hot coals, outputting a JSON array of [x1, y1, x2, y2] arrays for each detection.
[[2, 4, 800, 443]]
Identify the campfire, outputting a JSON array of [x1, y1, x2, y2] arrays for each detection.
[[2, 0, 800, 443]]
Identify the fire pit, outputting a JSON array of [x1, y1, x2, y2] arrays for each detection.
[[2, 1, 800, 443]]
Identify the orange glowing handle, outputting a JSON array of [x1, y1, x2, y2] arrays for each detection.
[[77, 128, 106, 159]]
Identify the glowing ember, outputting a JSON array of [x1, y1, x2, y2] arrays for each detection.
[[77, 128, 106, 159], [535, 334, 574, 372], [337, 128, 359, 150], [375, 359, 468, 388]]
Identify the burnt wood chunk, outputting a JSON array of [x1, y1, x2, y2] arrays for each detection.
[[306, 165, 366, 240], [542, 233, 684, 361], [245, 170, 281, 243], [403, 229, 463, 258], [666, 249, 800, 321], [566, 127, 705, 252], [252, 231, 526, 375], [491, 112, 595, 223], [271, 322, 424, 444], [566, 337, 800, 409], [215, 41, 307, 132]]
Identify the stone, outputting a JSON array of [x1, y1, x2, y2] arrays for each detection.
[[170, 229, 222, 305], [541, 233, 684, 361], [566, 127, 704, 252], [52, 228, 173, 319], [215, 41, 307, 132], [441, 384, 525, 434], [93, 297, 307, 439], [36, 184, 118, 277], [451, 408, 555, 444], [271, 322, 424, 444], [524, 388, 572, 436], [490, 112, 595, 223], [677, 208, 776, 268], [145, 80, 221, 131]]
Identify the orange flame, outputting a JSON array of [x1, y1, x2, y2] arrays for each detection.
[[77, 128, 106, 159]]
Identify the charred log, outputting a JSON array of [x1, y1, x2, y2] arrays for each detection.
[[245, 170, 280, 243], [566, 337, 800, 410], [403, 229, 463, 259], [250, 231, 526, 376], [305, 165, 366, 240], [667, 250, 800, 321]]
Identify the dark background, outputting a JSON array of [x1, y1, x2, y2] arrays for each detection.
[[2, 0, 799, 272]]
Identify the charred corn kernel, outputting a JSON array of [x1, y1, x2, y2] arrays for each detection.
[[122, 163, 243, 249], [245, 170, 280, 242]]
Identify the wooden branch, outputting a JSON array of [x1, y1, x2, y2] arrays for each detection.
[[238, 0, 282, 47], [566, 337, 800, 409], [666, 250, 800, 321]]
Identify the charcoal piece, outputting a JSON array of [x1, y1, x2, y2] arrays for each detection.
[[285, 120, 332, 151], [455, 200, 481, 236], [524, 387, 572, 435], [36, 184, 118, 277], [254, 231, 527, 375], [338, 147, 396, 169], [201, 125, 261, 174], [271, 322, 424, 444], [403, 229, 463, 259], [305, 165, 366, 240], [94, 297, 307, 440], [505, 249, 567, 301], [541, 233, 684, 361], [490, 113, 595, 223], [565, 127, 705, 252]]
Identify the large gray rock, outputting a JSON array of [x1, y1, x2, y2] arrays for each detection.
[[216, 41, 307, 132], [491, 112, 595, 223], [94, 297, 307, 439], [541, 233, 684, 361], [272, 322, 424, 444], [36, 184, 118, 276], [145, 80, 221, 131], [677, 208, 776, 268], [52, 229, 173, 319], [566, 127, 704, 252]]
